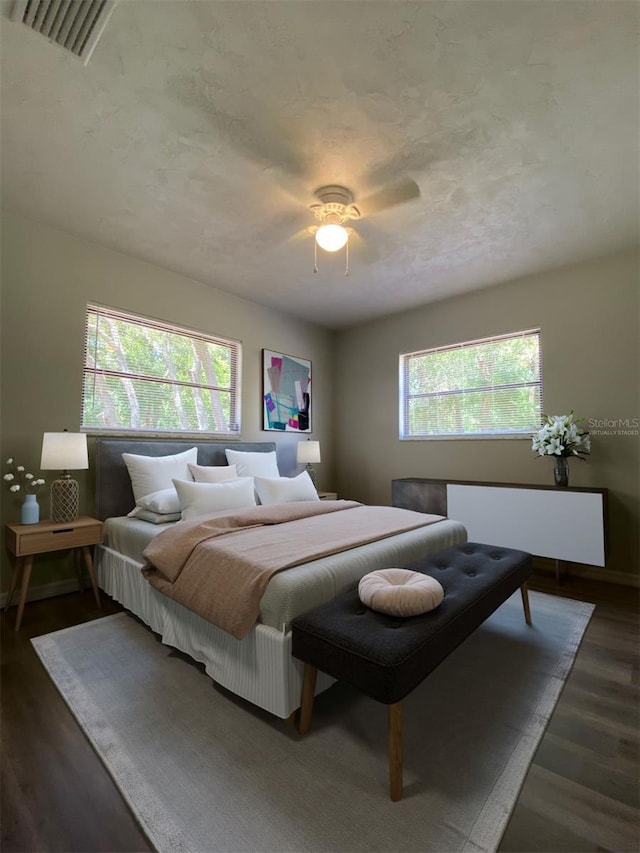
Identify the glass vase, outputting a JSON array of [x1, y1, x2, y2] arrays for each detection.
[[21, 493, 40, 524], [553, 457, 569, 488]]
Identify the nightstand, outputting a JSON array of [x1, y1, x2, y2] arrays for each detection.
[[4, 516, 103, 630], [317, 491, 338, 500]]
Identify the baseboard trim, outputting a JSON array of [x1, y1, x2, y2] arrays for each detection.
[[568, 565, 639, 587], [533, 557, 639, 588], [1, 577, 85, 609]]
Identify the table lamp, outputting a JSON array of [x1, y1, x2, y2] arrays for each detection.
[[297, 440, 321, 486], [40, 431, 89, 522]]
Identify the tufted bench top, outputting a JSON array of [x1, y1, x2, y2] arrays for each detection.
[[292, 542, 532, 706]]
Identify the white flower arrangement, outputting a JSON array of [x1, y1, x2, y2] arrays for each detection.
[[532, 413, 591, 459], [3, 457, 46, 494]]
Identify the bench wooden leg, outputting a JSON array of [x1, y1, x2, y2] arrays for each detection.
[[520, 582, 532, 626], [298, 663, 317, 735], [388, 701, 403, 802]]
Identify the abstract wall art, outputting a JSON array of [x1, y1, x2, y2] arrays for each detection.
[[262, 349, 312, 432]]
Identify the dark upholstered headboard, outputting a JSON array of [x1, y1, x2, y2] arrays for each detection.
[[94, 438, 277, 520]]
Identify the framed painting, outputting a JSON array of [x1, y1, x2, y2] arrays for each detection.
[[262, 349, 312, 432]]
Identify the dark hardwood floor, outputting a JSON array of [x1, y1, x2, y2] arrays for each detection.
[[1, 593, 153, 853], [1, 572, 638, 853], [500, 572, 640, 853]]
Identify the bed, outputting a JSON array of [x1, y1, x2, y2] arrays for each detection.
[[93, 438, 468, 718]]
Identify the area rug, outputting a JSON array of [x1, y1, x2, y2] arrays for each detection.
[[32, 590, 594, 853]]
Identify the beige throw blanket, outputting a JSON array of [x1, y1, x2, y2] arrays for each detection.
[[141, 500, 444, 638]]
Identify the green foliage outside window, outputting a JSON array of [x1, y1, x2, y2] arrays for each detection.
[[400, 330, 542, 438], [81, 305, 241, 435]]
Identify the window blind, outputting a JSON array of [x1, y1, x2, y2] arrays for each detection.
[[400, 329, 542, 438], [81, 304, 241, 436]]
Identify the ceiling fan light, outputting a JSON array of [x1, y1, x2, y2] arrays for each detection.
[[315, 223, 349, 252]]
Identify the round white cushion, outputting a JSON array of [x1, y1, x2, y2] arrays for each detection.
[[358, 569, 445, 617]]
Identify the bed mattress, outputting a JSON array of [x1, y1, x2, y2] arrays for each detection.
[[104, 514, 467, 631]]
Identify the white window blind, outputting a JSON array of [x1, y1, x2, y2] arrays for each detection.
[[400, 329, 542, 438], [81, 304, 241, 436]]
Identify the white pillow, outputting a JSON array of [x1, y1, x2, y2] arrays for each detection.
[[127, 487, 181, 517], [122, 448, 197, 503], [172, 477, 256, 521], [254, 470, 320, 505], [188, 463, 238, 483], [224, 449, 279, 478]]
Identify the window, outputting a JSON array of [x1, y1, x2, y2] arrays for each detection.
[[400, 329, 542, 439], [81, 304, 241, 436]]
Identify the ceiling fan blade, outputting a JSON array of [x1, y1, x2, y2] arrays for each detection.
[[348, 229, 381, 265], [286, 226, 315, 245], [252, 211, 310, 248], [357, 178, 421, 216], [262, 165, 314, 206]]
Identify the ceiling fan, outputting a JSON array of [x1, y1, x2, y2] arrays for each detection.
[[179, 105, 424, 271], [301, 180, 421, 274], [309, 185, 360, 251]]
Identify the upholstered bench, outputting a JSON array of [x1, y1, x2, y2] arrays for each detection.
[[291, 542, 532, 801]]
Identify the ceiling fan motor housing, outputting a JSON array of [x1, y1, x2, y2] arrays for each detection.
[[314, 185, 353, 205], [311, 185, 360, 224]]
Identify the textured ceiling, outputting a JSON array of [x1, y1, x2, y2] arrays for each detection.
[[1, 0, 638, 329]]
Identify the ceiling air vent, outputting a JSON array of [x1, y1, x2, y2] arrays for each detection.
[[12, 0, 117, 65]]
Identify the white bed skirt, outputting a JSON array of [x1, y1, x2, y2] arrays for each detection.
[[95, 545, 335, 719]]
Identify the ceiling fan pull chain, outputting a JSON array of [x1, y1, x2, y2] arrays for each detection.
[[313, 239, 318, 274], [345, 239, 350, 277]]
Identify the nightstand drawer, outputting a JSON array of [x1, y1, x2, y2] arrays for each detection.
[[6, 519, 103, 557]]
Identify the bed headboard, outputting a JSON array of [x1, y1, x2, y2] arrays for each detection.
[[94, 438, 277, 521]]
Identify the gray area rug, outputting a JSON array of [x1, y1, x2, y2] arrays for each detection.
[[32, 591, 594, 853]]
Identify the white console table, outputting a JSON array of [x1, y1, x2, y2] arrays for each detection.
[[392, 478, 608, 582]]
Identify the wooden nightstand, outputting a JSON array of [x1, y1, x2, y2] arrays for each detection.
[[4, 516, 103, 630], [317, 491, 338, 500]]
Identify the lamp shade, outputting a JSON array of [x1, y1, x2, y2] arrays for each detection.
[[40, 432, 88, 471], [297, 440, 321, 464]]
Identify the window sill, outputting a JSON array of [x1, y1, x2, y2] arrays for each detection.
[[399, 433, 534, 441]]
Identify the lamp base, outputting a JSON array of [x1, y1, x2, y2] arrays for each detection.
[[51, 476, 79, 522], [306, 463, 316, 486]]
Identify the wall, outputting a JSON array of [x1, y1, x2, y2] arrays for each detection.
[[2, 213, 637, 592], [0, 211, 334, 594], [334, 249, 639, 583]]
